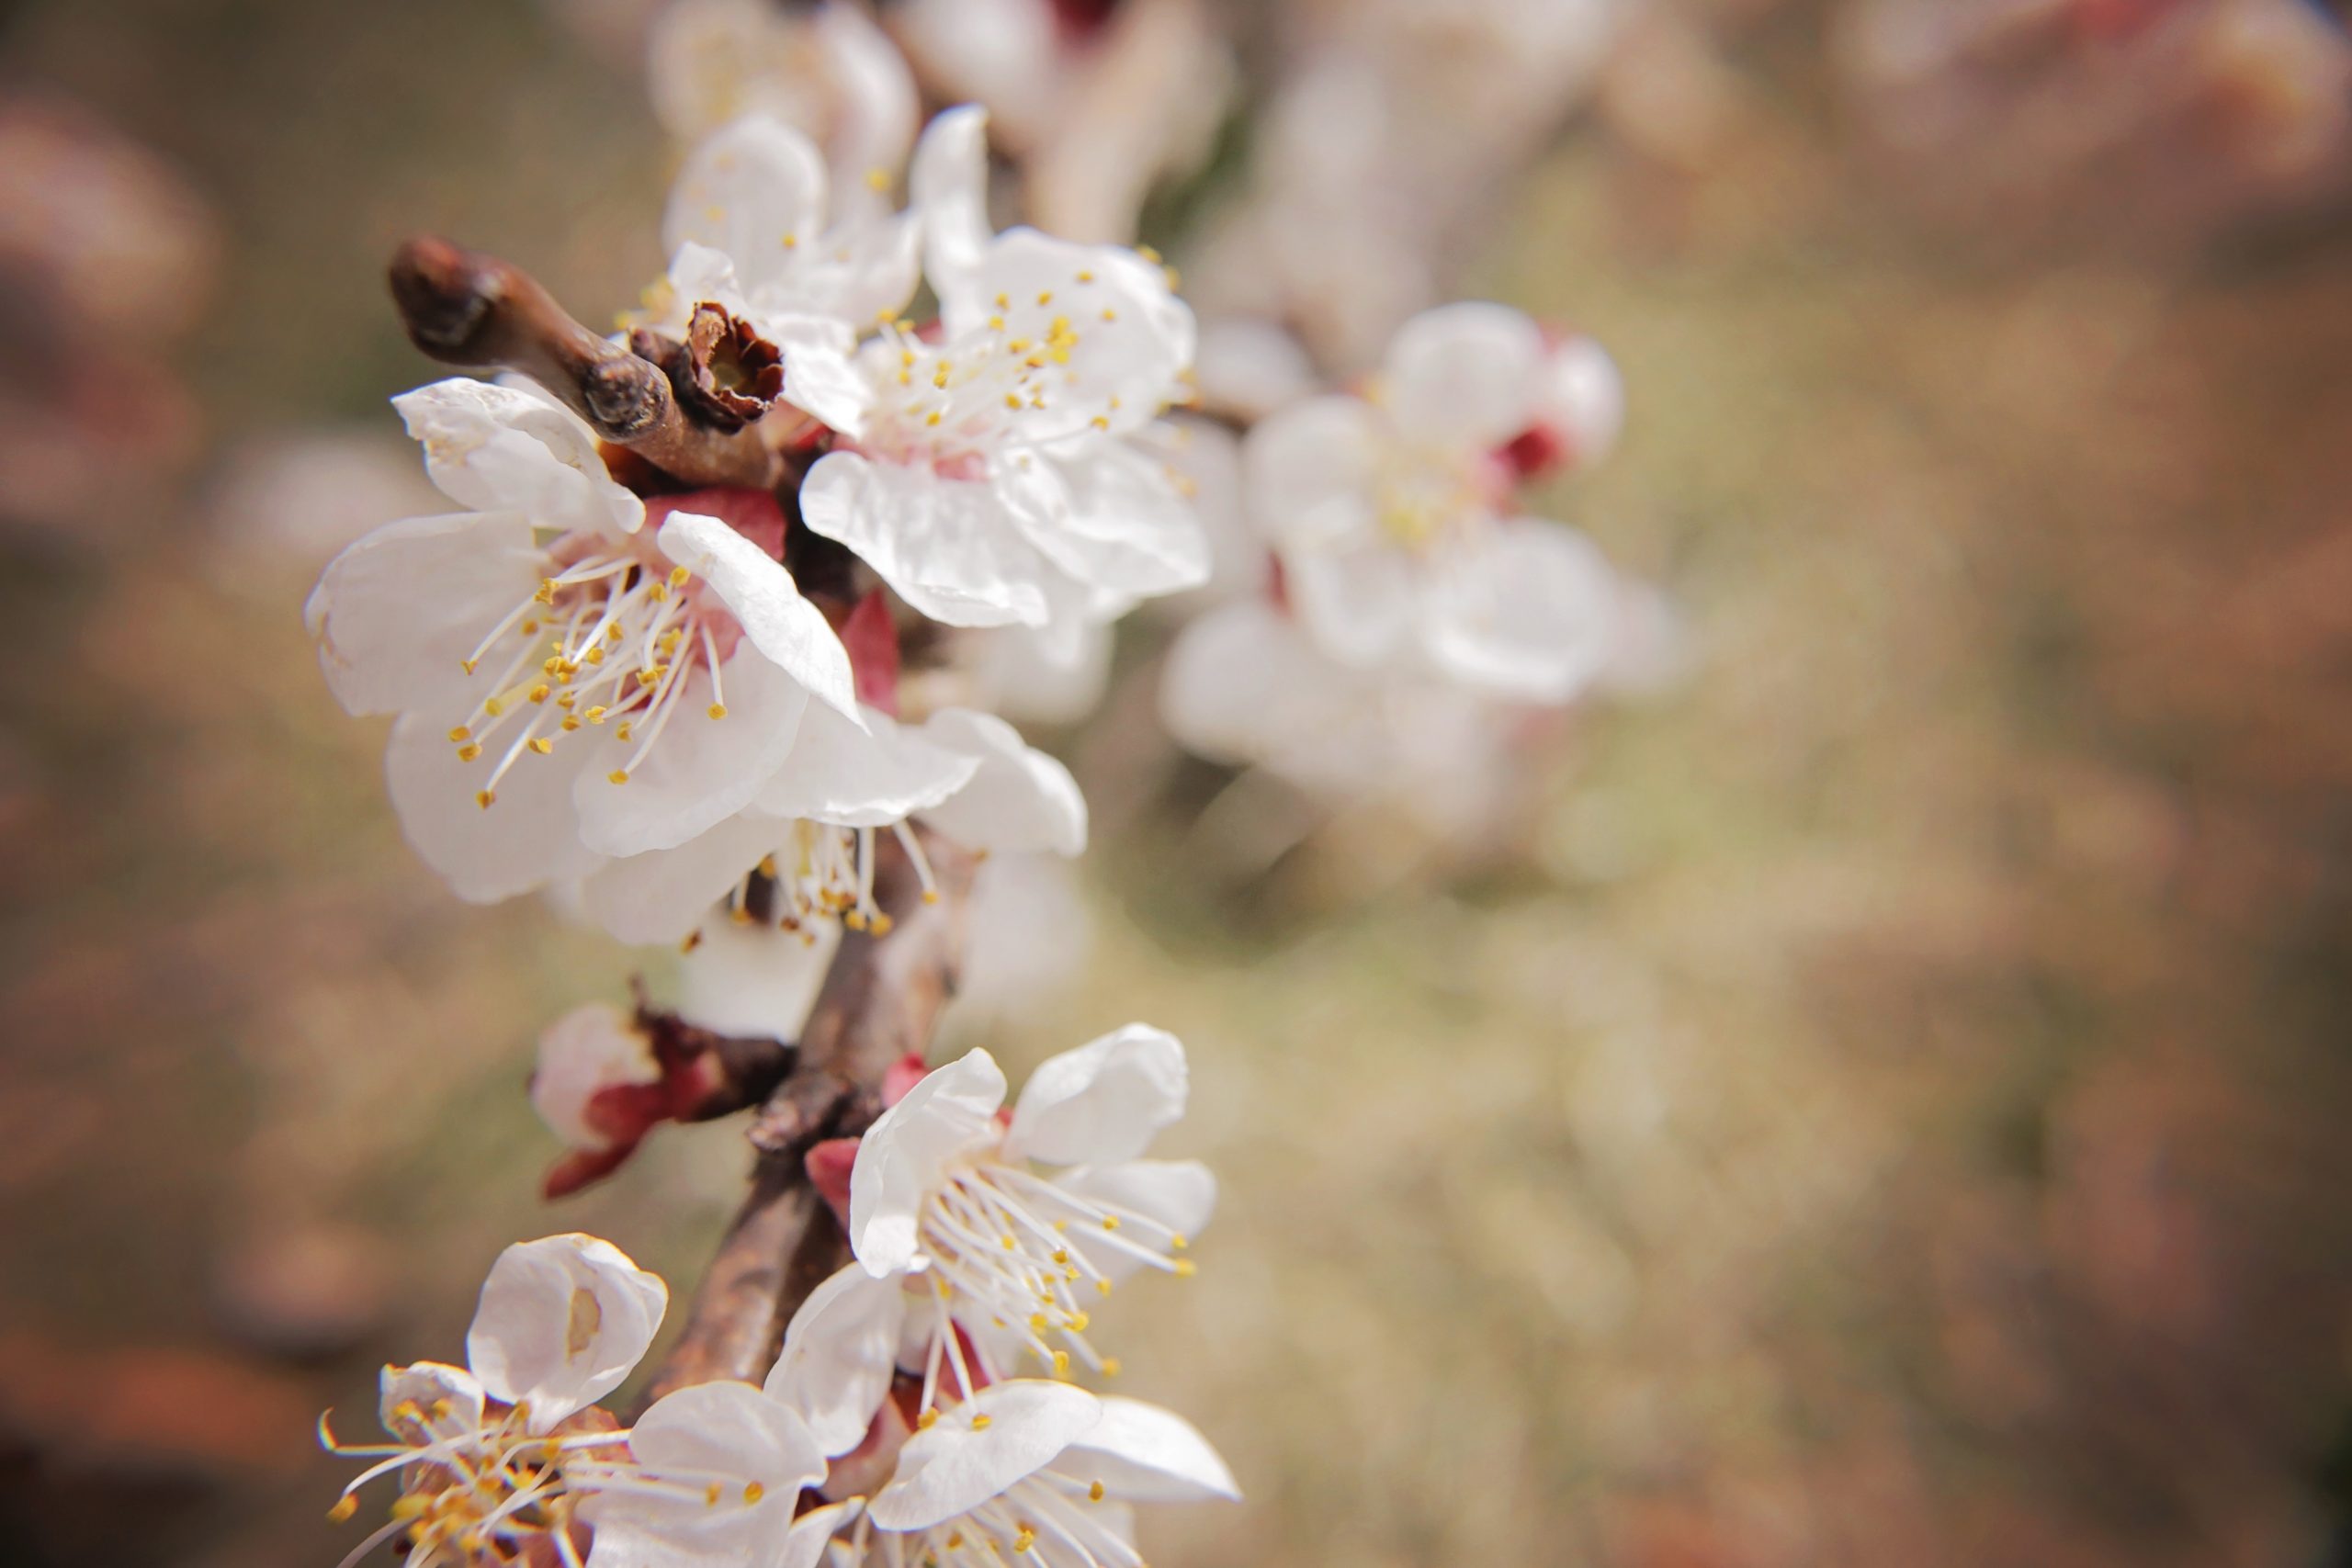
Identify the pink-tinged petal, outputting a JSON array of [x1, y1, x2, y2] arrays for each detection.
[[660, 511, 862, 720], [384, 713, 601, 905], [798, 454, 1057, 629], [579, 812, 790, 946], [1532, 333, 1624, 470], [850, 1049, 1007, 1276], [571, 650, 810, 858], [305, 510, 543, 717], [754, 702, 979, 827], [662, 115, 831, 302], [393, 378, 643, 537], [1418, 521, 1619, 703], [767, 1263, 909, 1456], [912, 709, 1087, 857], [1381, 302, 1545, 454], [1004, 1024, 1187, 1167], [866, 1381, 1102, 1532], [1057, 1395, 1240, 1503], [466, 1235, 668, 1432]]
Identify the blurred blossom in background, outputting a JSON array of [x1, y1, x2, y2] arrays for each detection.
[[8, 1, 2352, 1565]]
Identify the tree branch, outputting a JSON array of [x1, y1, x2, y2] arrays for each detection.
[[387, 236, 789, 491], [638, 830, 976, 1404]]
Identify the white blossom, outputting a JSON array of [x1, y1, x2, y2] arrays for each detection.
[[1246, 301, 1623, 702], [845, 1032, 1213, 1382], [305, 379, 867, 911], [793, 107, 1210, 641]]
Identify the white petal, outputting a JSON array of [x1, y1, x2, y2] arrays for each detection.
[[532, 1003, 660, 1151], [675, 916, 841, 1040], [630, 1379, 826, 1495], [663, 115, 831, 302], [1004, 1024, 1186, 1166], [466, 1234, 668, 1432], [865, 1381, 1102, 1532], [1193, 317, 1317, 423], [912, 709, 1086, 857], [1419, 522, 1620, 702], [1053, 1159, 1216, 1284], [849, 1049, 1007, 1276], [384, 713, 601, 905], [781, 1500, 862, 1568], [813, 2, 920, 202], [755, 702, 979, 827], [1381, 302, 1546, 453], [394, 378, 642, 537], [777, 330, 876, 436], [379, 1361, 484, 1434], [1056, 1395, 1239, 1504], [1022, 438, 1211, 602], [660, 512, 862, 720], [1283, 541, 1418, 671], [798, 453, 1057, 628], [1538, 333, 1624, 467], [954, 230, 1194, 443], [1160, 600, 1372, 792], [766, 1263, 908, 1455], [580, 812, 790, 945], [305, 510, 542, 716], [956, 621, 1114, 728], [571, 651, 811, 858], [1243, 396, 1381, 552], [910, 104, 994, 319]]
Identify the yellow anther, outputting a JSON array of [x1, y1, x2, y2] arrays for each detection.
[[637, 666, 667, 688], [1007, 338, 1032, 354], [865, 166, 891, 191], [869, 912, 894, 934], [1002, 1235, 1018, 1250], [535, 579, 558, 604], [1089, 1481, 1106, 1501], [606, 624, 625, 642], [1102, 309, 1118, 322], [660, 629, 684, 654], [584, 705, 608, 724], [1051, 1248, 1069, 1265], [1052, 1220, 1069, 1232], [995, 292, 1010, 310], [447, 726, 471, 743], [947, 1532, 964, 1550], [648, 581, 668, 602], [1101, 1357, 1122, 1377], [989, 315, 1005, 331], [707, 703, 728, 720], [616, 721, 634, 742], [782, 232, 798, 249], [1030, 1313, 1050, 1332], [925, 411, 943, 426], [1077, 270, 1095, 283], [608, 770, 630, 785], [758, 854, 778, 876], [476, 789, 496, 809], [528, 683, 550, 705], [527, 738, 554, 755], [703, 203, 724, 223], [668, 565, 690, 587], [1052, 1350, 1070, 1377], [1091, 415, 1110, 430], [1005, 393, 1023, 410], [729, 906, 755, 926], [1013, 1525, 1035, 1551], [1170, 1234, 1189, 1250], [1035, 290, 1053, 306], [705, 1483, 723, 1506], [680, 930, 703, 953], [918, 1408, 939, 1430], [482, 696, 505, 717], [584, 645, 605, 664], [460, 658, 479, 675], [457, 743, 483, 762], [1101, 1216, 1121, 1232], [1173, 1258, 1198, 1278], [328, 1495, 358, 1523], [1095, 1278, 1113, 1295], [972, 1415, 993, 1431], [743, 1482, 765, 1504], [1065, 1310, 1089, 1332], [1138, 245, 1162, 264]]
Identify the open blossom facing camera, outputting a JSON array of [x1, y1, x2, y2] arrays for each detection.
[[792, 107, 1210, 644], [1250, 300, 1623, 702], [306, 379, 864, 908], [831, 1029, 1213, 1382]]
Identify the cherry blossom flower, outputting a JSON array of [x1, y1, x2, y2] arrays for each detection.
[[1246, 301, 1623, 702], [843, 1031, 1214, 1382], [576, 704, 1088, 946], [532, 1003, 664, 1159], [321, 1235, 667, 1566], [305, 378, 864, 911], [791, 107, 1210, 642]]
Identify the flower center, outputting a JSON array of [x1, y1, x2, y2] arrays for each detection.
[[914, 1154, 1193, 1383], [700, 818, 943, 950], [448, 532, 740, 808], [1374, 444, 1507, 553], [323, 1393, 602, 1568]]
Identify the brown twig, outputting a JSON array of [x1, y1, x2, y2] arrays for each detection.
[[637, 830, 977, 1404], [387, 236, 788, 491]]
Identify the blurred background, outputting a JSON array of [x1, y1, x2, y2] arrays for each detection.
[[8, 1, 2352, 1564]]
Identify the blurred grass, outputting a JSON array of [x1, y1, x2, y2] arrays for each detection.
[[6, 3, 2352, 1567]]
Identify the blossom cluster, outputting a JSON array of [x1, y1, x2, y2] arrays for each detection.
[[327, 1032, 1231, 1568]]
